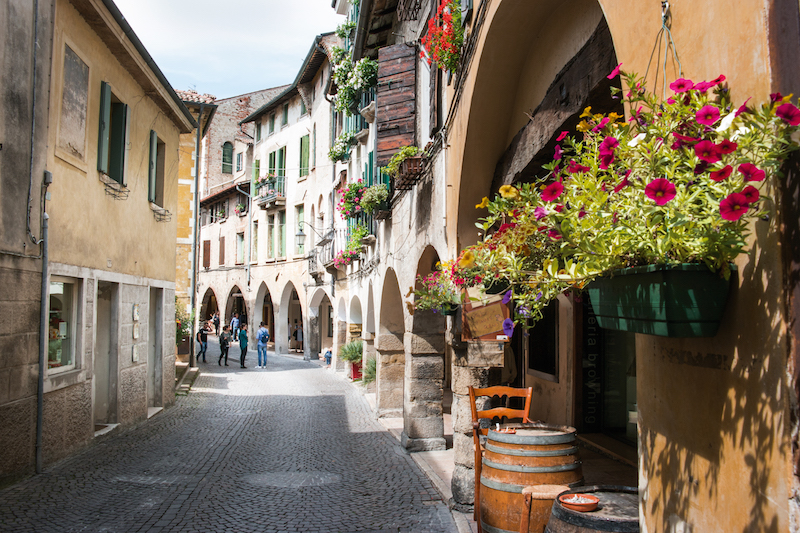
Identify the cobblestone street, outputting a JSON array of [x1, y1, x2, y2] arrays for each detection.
[[0, 341, 458, 533]]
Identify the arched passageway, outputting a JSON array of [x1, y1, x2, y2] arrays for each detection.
[[199, 288, 218, 325], [225, 286, 248, 330], [309, 288, 334, 359]]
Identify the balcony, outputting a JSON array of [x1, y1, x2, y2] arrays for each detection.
[[255, 176, 286, 210]]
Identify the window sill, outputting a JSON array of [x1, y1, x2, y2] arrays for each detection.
[[298, 175, 308, 182], [266, 258, 277, 263], [292, 254, 306, 261], [276, 256, 287, 262]]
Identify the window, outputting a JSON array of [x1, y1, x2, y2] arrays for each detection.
[[236, 152, 243, 172], [236, 232, 245, 264], [527, 299, 559, 378], [312, 125, 316, 169], [48, 278, 78, 373], [252, 221, 259, 261], [256, 122, 262, 142], [219, 236, 225, 266], [296, 205, 305, 255], [268, 214, 275, 259], [278, 210, 286, 257], [282, 103, 289, 126], [299, 135, 310, 177], [58, 45, 89, 162], [268, 151, 276, 175], [277, 147, 286, 177], [269, 113, 275, 134], [300, 98, 307, 116], [148, 130, 165, 206], [253, 159, 260, 179], [211, 200, 227, 222], [222, 142, 233, 174], [97, 81, 128, 184]]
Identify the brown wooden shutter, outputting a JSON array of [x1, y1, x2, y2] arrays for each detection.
[[430, 67, 442, 137], [219, 236, 225, 266], [376, 43, 417, 167], [203, 240, 211, 269]]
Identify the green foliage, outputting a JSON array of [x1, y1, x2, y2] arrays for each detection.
[[336, 21, 356, 39], [339, 340, 363, 362], [383, 146, 420, 177], [360, 184, 389, 214], [330, 47, 377, 113], [413, 259, 464, 313], [328, 131, 355, 162], [175, 297, 193, 346], [363, 357, 376, 384], [337, 181, 367, 218]]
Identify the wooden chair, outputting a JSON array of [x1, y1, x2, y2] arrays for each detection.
[[469, 385, 534, 533]]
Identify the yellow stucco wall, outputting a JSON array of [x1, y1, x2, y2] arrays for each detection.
[[47, 0, 181, 282], [447, 0, 792, 530], [175, 132, 197, 310]]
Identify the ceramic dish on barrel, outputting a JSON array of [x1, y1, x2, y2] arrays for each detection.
[[558, 493, 599, 512]]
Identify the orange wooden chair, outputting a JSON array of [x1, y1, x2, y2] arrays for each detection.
[[469, 385, 534, 533]]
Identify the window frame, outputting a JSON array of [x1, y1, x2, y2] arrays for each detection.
[[56, 41, 90, 169], [48, 276, 80, 375], [236, 152, 243, 172], [299, 135, 310, 178], [148, 130, 166, 207], [222, 142, 233, 174], [269, 113, 275, 135], [97, 81, 128, 185], [281, 103, 289, 127]]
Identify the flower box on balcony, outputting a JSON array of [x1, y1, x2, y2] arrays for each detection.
[[394, 155, 423, 190]]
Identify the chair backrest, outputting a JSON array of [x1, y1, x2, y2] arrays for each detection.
[[469, 385, 533, 435]]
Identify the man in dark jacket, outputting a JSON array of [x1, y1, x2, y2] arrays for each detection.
[[196, 322, 209, 363]]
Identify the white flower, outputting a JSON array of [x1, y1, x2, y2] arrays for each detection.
[[627, 133, 646, 147], [716, 112, 737, 133], [730, 126, 750, 141]]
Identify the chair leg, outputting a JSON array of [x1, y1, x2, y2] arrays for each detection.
[[519, 492, 532, 533]]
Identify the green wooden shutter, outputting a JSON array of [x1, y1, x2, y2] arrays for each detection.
[[300, 135, 309, 176], [368, 151, 374, 186], [108, 102, 127, 184], [148, 130, 157, 202], [254, 159, 260, 180], [277, 147, 285, 177], [268, 151, 276, 174], [97, 81, 111, 173], [312, 126, 316, 169]]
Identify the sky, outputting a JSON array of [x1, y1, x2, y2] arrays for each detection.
[[114, 0, 345, 100]]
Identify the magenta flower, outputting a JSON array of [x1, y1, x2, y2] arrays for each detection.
[[556, 131, 569, 141], [600, 136, 620, 152], [578, 208, 586, 219], [740, 185, 760, 204], [735, 97, 752, 117], [770, 92, 783, 103], [599, 152, 615, 170], [776, 103, 800, 126], [607, 63, 622, 79], [554, 145, 562, 160], [614, 171, 631, 193], [719, 192, 749, 220], [693, 81, 715, 92], [739, 163, 766, 182], [541, 181, 564, 202], [709, 165, 733, 182], [673, 133, 700, 144], [548, 228, 562, 240], [695, 140, 721, 163], [669, 78, 694, 93], [696, 105, 720, 125], [567, 161, 591, 174], [534, 206, 548, 220], [717, 139, 738, 154], [592, 117, 610, 133], [502, 318, 515, 337], [645, 178, 677, 206]]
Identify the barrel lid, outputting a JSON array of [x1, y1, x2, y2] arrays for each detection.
[[488, 423, 576, 445], [550, 485, 639, 532]]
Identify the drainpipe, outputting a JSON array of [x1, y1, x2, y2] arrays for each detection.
[[235, 183, 253, 296], [189, 103, 205, 368], [36, 172, 51, 474]]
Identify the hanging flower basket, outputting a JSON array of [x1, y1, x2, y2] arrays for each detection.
[[395, 155, 424, 190], [586, 263, 736, 337]]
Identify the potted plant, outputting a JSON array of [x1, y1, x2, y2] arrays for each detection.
[[337, 180, 367, 219], [335, 21, 356, 40], [384, 146, 423, 190], [459, 67, 800, 337], [217, 207, 226, 219], [329, 131, 356, 163], [235, 203, 246, 216], [331, 46, 378, 114], [412, 259, 465, 315], [360, 183, 389, 216], [339, 339, 363, 380], [420, 0, 463, 72]]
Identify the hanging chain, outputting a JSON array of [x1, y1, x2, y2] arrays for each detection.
[[644, 1, 683, 99]]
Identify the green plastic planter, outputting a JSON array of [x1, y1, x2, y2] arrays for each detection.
[[586, 263, 735, 337]]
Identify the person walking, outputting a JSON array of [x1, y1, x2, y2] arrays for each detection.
[[238, 323, 249, 368], [196, 321, 209, 363], [218, 326, 231, 366], [212, 312, 220, 336], [231, 313, 240, 341], [256, 322, 270, 368]]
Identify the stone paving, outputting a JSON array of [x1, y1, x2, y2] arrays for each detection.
[[0, 339, 458, 533]]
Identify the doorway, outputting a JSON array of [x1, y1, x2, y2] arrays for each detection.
[[147, 288, 163, 413], [94, 281, 119, 429]]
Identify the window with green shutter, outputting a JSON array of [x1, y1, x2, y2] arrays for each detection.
[[256, 122, 262, 142], [278, 210, 286, 257], [97, 81, 128, 185], [148, 130, 165, 206], [222, 142, 233, 174], [299, 135, 310, 177], [282, 103, 289, 126], [254, 159, 260, 180], [277, 147, 286, 177], [300, 98, 307, 116], [269, 114, 275, 134], [268, 151, 276, 174]]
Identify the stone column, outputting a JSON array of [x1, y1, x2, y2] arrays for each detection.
[[308, 314, 320, 360], [376, 333, 405, 418], [362, 331, 376, 392], [401, 328, 446, 452], [335, 319, 347, 371]]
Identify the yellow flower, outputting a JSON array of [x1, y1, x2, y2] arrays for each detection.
[[609, 112, 622, 122], [499, 185, 519, 199], [458, 250, 475, 269], [580, 106, 592, 118], [576, 120, 591, 132], [475, 197, 490, 209]]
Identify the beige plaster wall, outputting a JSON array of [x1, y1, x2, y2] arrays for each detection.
[[47, 0, 181, 283], [175, 132, 196, 310]]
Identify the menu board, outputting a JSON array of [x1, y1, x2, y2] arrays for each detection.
[[461, 287, 510, 342]]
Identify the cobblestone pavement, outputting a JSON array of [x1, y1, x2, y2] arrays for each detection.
[[0, 340, 458, 533]]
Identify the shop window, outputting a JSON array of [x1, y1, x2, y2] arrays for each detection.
[[49, 278, 78, 373]]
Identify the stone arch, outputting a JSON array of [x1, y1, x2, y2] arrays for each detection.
[[254, 281, 275, 346], [199, 287, 218, 325], [224, 285, 248, 329], [377, 268, 405, 417], [308, 288, 334, 359], [277, 282, 303, 355]]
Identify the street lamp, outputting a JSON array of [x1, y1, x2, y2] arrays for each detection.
[[296, 221, 332, 249]]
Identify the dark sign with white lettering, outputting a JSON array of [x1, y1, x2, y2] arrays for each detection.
[[582, 299, 603, 433]]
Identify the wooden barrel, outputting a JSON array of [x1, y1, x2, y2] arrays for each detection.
[[480, 424, 584, 533], [545, 485, 639, 533]]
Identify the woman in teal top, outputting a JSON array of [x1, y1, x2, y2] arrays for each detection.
[[238, 323, 249, 368]]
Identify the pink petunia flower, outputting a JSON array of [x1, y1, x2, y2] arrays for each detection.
[[592, 117, 610, 133], [607, 63, 622, 79], [534, 206, 548, 220], [735, 97, 752, 117], [556, 131, 569, 141], [717, 139, 738, 154], [740, 185, 760, 204], [567, 160, 591, 174], [739, 163, 766, 182], [776, 103, 800, 126], [541, 182, 564, 202], [578, 208, 586, 219], [599, 136, 619, 153], [613, 170, 632, 193], [599, 152, 615, 170], [554, 145, 562, 160], [709, 165, 733, 182], [548, 228, 562, 240], [645, 178, 677, 206], [696, 105, 721, 125], [669, 78, 694, 93], [695, 140, 721, 163], [719, 193, 749, 220], [770, 92, 783, 103]]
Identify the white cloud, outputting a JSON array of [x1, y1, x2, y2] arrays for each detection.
[[114, 0, 344, 99]]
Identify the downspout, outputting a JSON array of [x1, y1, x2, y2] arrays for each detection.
[[189, 103, 205, 368], [36, 173, 51, 474]]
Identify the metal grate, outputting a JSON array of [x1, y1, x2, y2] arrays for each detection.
[[397, 0, 422, 21]]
